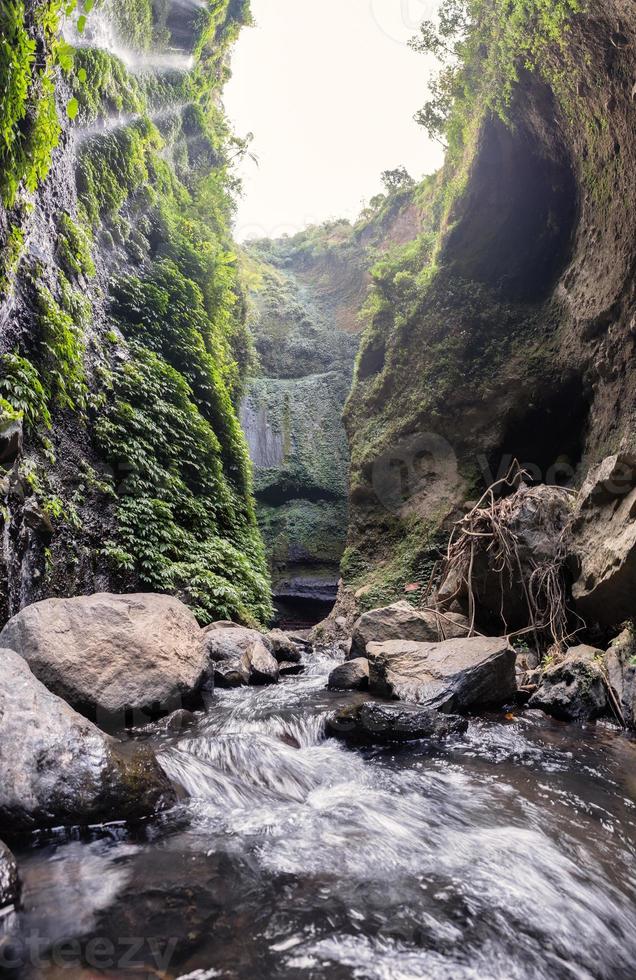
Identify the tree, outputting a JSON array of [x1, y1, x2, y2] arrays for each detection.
[[381, 167, 415, 194]]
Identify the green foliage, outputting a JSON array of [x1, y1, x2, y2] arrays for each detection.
[[36, 280, 88, 411], [381, 167, 414, 193], [0, 353, 51, 431], [410, 0, 582, 152], [0, 226, 25, 297], [95, 344, 272, 625], [58, 212, 96, 278]]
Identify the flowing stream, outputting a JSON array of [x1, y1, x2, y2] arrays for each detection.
[[4, 648, 636, 979]]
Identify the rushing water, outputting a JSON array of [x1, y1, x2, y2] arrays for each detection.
[[3, 647, 636, 979]]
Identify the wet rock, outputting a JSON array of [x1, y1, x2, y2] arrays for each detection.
[[328, 658, 369, 691], [22, 497, 54, 540], [246, 640, 280, 685], [326, 701, 468, 743], [278, 661, 305, 677], [367, 636, 516, 710], [571, 454, 636, 627], [351, 601, 470, 657], [266, 629, 302, 663], [528, 645, 608, 722], [0, 841, 19, 911], [0, 418, 22, 466], [0, 649, 176, 833], [202, 627, 279, 687], [138, 709, 197, 735], [605, 626, 636, 727], [0, 593, 206, 728]]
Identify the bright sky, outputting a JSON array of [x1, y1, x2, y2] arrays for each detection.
[[225, 0, 444, 241]]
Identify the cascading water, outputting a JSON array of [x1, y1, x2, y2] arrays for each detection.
[[4, 646, 636, 979]]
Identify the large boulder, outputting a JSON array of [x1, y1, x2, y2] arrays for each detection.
[[0, 841, 19, 911], [0, 593, 206, 727], [201, 626, 278, 687], [571, 454, 636, 627], [605, 627, 636, 728], [0, 649, 176, 833], [266, 629, 302, 664], [528, 645, 609, 722], [350, 601, 470, 657], [327, 658, 369, 691], [326, 702, 468, 743], [367, 636, 516, 710]]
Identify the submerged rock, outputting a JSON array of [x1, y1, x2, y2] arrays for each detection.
[[0, 841, 19, 911], [571, 454, 636, 627], [327, 702, 467, 743], [0, 649, 176, 834], [0, 593, 206, 728], [367, 636, 516, 710], [278, 661, 305, 677], [351, 601, 469, 657], [328, 658, 369, 691], [529, 645, 608, 722]]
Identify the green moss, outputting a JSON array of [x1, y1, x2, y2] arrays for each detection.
[[36, 279, 88, 412], [58, 213, 96, 279], [0, 226, 25, 298]]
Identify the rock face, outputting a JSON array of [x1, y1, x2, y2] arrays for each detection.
[[351, 601, 469, 657], [529, 646, 608, 722], [328, 658, 369, 691], [605, 627, 636, 728], [367, 636, 516, 710], [266, 629, 303, 664], [0, 650, 175, 833], [571, 455, 636, 628], [0, 841, 19, 910], [0, 593, 207, 727], [327, 702, 468, 744], [201, 625, 279, 687]]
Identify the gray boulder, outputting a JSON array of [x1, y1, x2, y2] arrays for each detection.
[[326, 702, 468, 743], [571, 454, 636, 627], [0, 649, 175, 833], [0, 593, 206, 727], [247, 640, 280, 685], [328, 658, 369, 691], [367, 636, 516, 710], [0, 841, 19, 911], [266, 629, 302, 664], [529, 645, 608, 722], [201, 627, 278, 687], [605, 627, 636, 728], [351, 601, 469, 657]]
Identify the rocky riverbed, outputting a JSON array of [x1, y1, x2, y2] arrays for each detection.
[[1, 592, 636, 977]]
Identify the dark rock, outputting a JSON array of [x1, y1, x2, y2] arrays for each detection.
[[0, 649, 176, 834], [278, 661, 305, 677], [266, 629, 302, 663], [528, 645, 608, 722], [138, 709, 197, 735], [351, 601, 470, 658], [326, 702, 468, 743], [0, 841, 19, 911], [22, 497, 53, 540], [328, 658, 369, 691], [247, 640, 279, 685], [0, 418, 22, 467], [367, 636, 516, 710], [0, 593, 206, 728], [605, 626, 636, 727], [571, 454, 636, 627]]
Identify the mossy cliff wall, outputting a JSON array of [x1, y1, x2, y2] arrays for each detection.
[[0, 0, 272, 625], [242, 205, 419, 622], [344, 0, 636, 613]]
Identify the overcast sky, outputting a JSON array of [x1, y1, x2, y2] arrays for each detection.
[[224, 0, 444, 241]]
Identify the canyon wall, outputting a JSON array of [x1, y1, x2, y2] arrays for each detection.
[[0, 0, 271, 626], [343, 0, 636, 629]]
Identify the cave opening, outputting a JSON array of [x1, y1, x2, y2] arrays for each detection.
[[487, 373, 591, 490]]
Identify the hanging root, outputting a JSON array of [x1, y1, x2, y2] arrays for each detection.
[[437, 461, 583, 653]]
